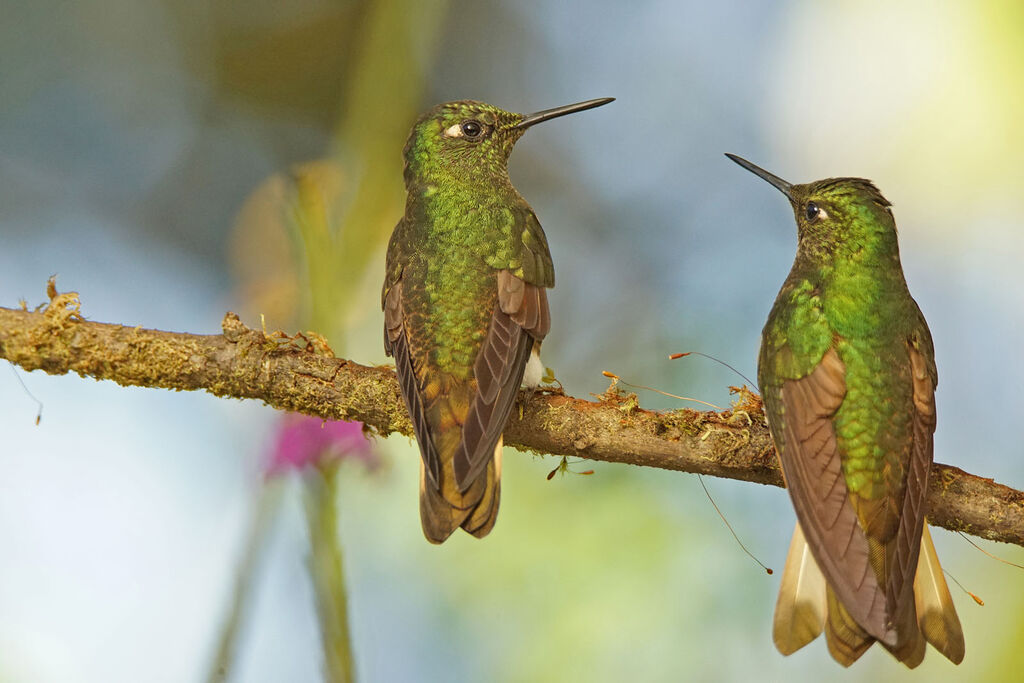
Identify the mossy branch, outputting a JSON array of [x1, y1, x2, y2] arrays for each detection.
[[2, 289, 1022, 547]]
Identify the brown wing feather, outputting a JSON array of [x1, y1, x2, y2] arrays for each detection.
[[881, 338, 962, 667], [891, 340, 936, 611], [871, 339, 938, 667], [777, 348, 892, 644], [384, 279, 442, 486], [452, 270, 550, 491], [386, 267, 550, 540]]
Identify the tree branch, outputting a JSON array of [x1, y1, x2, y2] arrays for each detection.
[[2, 291, 1022, 547]]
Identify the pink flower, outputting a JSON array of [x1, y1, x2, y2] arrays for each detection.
[[265, 414, 375, 477]]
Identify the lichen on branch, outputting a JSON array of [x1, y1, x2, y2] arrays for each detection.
[[1, 285, 1022, 547]]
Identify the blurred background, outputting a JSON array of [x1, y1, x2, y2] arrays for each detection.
[[2, 0, 1023, 681]]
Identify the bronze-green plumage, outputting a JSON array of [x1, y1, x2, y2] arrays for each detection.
[[726, 154, 964, 668], [383, 98, 613, 543]]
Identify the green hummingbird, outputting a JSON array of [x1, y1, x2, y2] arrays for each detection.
[[726, 154, 964, 667], [383, 97, 613, 543]]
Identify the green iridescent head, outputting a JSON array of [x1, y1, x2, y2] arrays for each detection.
[[726, 154, 897, 256], [403, 98, 614, 187]]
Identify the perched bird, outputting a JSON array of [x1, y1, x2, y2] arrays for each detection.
[[726, 154, 964, 668], [383, 98, 613, 543]]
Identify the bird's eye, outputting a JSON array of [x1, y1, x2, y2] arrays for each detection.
[[804, 202, 821, 221], [460, 120, 483, 138]]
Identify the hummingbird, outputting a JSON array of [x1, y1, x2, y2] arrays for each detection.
[[383, 97, 614, 543], [726, 154, 964, 667]]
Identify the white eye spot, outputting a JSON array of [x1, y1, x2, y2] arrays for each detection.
[[443, 124, 463, 138], [804, 201, 829, 222]]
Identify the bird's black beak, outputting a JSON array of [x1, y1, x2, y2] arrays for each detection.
[[725, 153, 795, 200], [515, 97, 615, 130]]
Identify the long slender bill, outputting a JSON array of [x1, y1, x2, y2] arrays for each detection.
[[725, 153, 795, 199], [515, 97, 615, 129]]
